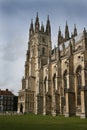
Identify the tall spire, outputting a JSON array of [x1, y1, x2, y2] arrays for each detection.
[[83, 27, 86, 34], [35, 12, 40, 32], [74, 24, 77, 36], [83, 27, 86, 37], [46, 15, 51, 35], [65, 21, 69, 40], [29, 19, 34, 37], [58, 26, 61, 37], [58, 26, 62, 45]]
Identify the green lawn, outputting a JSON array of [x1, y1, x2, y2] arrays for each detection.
[[0, 114, 87, 130]]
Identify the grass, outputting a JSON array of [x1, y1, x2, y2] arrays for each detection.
[[0, 114, 87, 130]]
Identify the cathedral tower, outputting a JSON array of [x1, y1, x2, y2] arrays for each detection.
[[18, 13, 52, 114]]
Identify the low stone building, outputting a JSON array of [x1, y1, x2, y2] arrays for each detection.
[[18, 13, 87, 118]]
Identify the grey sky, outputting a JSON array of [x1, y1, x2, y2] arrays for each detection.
[[0, 0, 87, 95]]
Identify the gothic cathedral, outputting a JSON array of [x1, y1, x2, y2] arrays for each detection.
[[18, 13, 87, 118]]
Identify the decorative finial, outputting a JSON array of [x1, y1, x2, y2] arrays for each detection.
[[46, 14, 51, 35], [47, 15, 49, 20], [66, 20, 68, 26], [36, 12, 38, 17], [74, 24, 77, 36], [59, 26, 61, 31], [84, 27, 86, 32], [83, 27, 86, 36]]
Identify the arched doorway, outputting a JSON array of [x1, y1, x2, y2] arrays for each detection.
[[20, 104, 23, 113]]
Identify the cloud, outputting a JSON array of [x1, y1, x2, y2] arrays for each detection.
[[0, 34, 27, 64], [0, 58, 24, 95]]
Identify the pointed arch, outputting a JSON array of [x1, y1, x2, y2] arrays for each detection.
[[76, 65, 82, 105]]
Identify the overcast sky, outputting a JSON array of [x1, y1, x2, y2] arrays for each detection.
[[0, 0, 87, 95]]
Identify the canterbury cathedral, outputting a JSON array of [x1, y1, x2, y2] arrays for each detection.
[[18, 13, 87, 118]]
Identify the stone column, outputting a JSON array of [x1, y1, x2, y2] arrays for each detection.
[[26, 79, 28, 89], [60, 96, 63, 115], [55, 77, 57, 90], [17, 103, 20, 113], [81, 69, 85, 87], [80, 68, 87, 118], [80, 88, 87, 118], [56, 75, 61, 114], [65, 73, 70, 117], [51, 94, 56, 116], [51, 80, 56, 116], [65, 89, 76, 117], [43, 95, 46, 115], [66, 73, 69, 89], [65, 91, 69, 117], [34, 78, 39, 114], [34, 95, 37, 114]]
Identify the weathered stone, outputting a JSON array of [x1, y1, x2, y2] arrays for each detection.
[[18, 14, 87, 118]]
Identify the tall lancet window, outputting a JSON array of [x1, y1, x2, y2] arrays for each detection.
[[63, 70, 67, 92], [76, 66, 82, 105], [53, 74, 56, 93], [63, 70, 67, 105], [44, 76, 48, 93]]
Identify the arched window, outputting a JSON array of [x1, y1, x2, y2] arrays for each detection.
[[53, 74, 56, 93], [76, 66, 82, 105]]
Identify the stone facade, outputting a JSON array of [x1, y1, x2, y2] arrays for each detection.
[[18, 13, 87, 118]]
